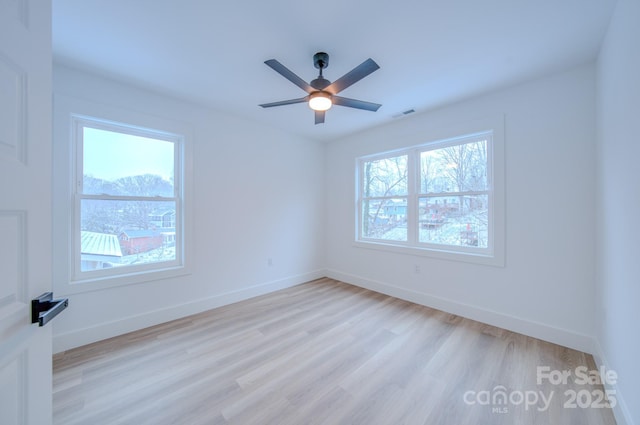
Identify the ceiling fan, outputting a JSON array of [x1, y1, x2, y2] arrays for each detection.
[[259, 52, 381, 124]]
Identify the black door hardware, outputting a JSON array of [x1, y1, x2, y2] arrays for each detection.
[[31, 292, 68, 327]]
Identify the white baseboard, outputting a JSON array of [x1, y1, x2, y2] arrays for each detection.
[[326, 269, 594, 354], [591, 339, 635, 425], [53, 269, 325, 354]]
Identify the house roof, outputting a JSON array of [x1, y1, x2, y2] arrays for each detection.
[[121, 229, 161, 239], [81, 231, 122, 257]]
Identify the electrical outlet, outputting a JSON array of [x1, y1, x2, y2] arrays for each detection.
[[268, 258, 273, 267], [414, 264, 420, 274]]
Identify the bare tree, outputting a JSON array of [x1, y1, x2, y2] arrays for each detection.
[[439, 144, 470, 212], [362, 156, 408, 237], [115, 174, 173, 197], [81, 174, 174, 234]]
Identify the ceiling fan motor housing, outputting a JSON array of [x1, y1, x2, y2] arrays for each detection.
[[311, 77, 330, 90]]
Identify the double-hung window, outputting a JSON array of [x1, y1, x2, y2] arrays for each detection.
[[73, 115, 185, 281], [357, 130, 501, 264]]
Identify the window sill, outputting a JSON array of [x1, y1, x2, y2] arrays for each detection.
[[57, 265, 192, 296], [353, 240, 504, 267]]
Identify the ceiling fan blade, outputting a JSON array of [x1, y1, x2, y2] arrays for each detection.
[[326, 58, 380, 94], [264, 59, 314, 94], [315, 110, 325, 124], [332, 96, 381, 112], [259, 96, 309, 108]]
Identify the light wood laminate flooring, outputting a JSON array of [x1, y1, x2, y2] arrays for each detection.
[[53, 278, 617, 424]]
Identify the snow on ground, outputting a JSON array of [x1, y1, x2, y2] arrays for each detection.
[[380, 211, 488, 248]]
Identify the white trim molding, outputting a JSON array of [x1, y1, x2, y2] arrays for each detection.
[[326, 268, 594, 354], [53, 269, 325, 353], [591, 339, 635, 425]]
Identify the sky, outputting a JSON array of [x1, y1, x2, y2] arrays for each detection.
[[83, 127, 175, 181]]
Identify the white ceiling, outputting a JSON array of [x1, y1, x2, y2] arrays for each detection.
[[52, 0, 616, 142]]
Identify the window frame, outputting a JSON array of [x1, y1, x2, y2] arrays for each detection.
[[71, 114, 186, 283], [355, 126, 504, 266]]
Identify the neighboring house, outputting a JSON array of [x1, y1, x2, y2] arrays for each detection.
[[119, 229, 163, 255], [420, 198, 459, 227], [81, 231, 122, 269], [149, 210, 177, 247], [383, 201, 407, 219], [149, 210, 175, 229], [158, 228, 176, 247]]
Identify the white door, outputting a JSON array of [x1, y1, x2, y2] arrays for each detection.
[[0, 1, 54, 424]]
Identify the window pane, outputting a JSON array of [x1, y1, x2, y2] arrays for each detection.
[[83, 127, 175, 197], [362, 198, 407, 241], [419, 195, 488, 248], [363, 155, 408, 197], [420, 140, 488, 193], [80, 199, 176, 271]]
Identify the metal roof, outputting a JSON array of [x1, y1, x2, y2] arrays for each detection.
[[81, 231, 122, 257]]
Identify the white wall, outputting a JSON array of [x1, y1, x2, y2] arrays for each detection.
[[596, 0, 640, 423], [52, 65, 325, 352], [325, 64, 597, 353]]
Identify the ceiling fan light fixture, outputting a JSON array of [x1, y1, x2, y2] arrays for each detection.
[[308, 91, 332, 111], [260, 53, 381, 124]]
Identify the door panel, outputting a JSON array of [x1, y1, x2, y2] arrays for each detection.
[[0, 212, 25, 305], [0, 55, 26, 162], [0, 350, 26, 423], [0, 1, 53, 424], [0, 211, 27, 340]]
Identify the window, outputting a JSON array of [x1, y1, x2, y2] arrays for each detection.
[[72, 115, 185, 280], [357, 131, 501, 263]]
